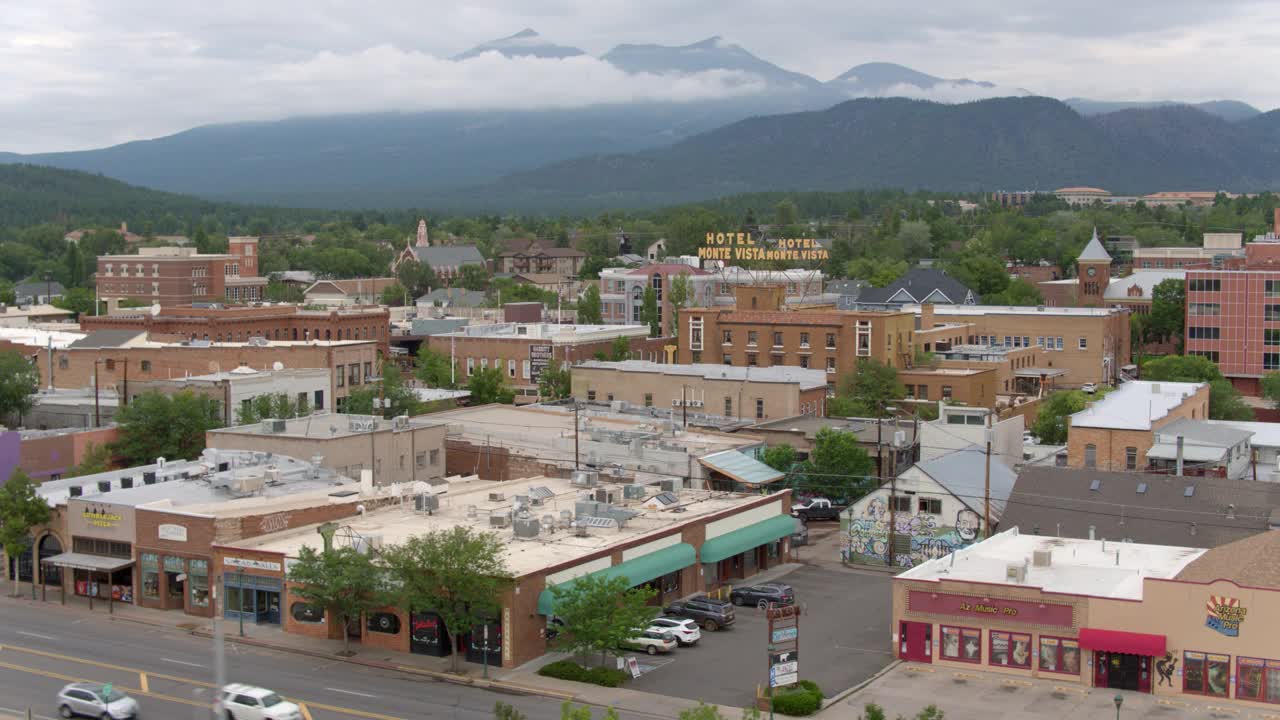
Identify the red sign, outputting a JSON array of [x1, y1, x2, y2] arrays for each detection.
[[908, 591, 1074, 628]]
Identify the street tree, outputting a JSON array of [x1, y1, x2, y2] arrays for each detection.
[[576, 285, 603, 325], [286, 545, 387, 656], [538, 364, 572, 401], [382, 527, 513, 673], [459, 264, 489, 291], [667, 274, 692, 337], [467, 367, 515, 405], [415, 345, 456, 388], [549, 573, 656, 666], [0, 470, 52, 596], [829, 359, 905, 417], [1029, 390, 1090, 444], [761, 444, 797, 472], [0, 350, 40, 421], [609, 336, 632, 362], [798, 428, 873, 502], [641, 286, 661, 337], [113, 390, 224, 465], [1262, 372, 1280, 409], [64, 442, 112, 478], [1148, 279, 1185, 346]]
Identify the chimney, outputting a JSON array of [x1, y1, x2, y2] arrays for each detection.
[[920, 303, 935, 330]]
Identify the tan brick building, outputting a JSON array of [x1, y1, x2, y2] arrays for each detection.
[[570, 359, 830, 421], [678, 285, 916, 377], [898, 367, 997, 408], [1066, 381, 1210, 471], [81, 304, 391, 356], [95, 238, 267, 305]]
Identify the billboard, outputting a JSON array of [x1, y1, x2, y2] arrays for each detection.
[[529, 344, 553, 382]]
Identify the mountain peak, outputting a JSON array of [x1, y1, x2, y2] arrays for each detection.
[[510, 28, 540, 39], [453, 29, 585, 61], [689, 36, 726, 48], [601, 37, 822, 91]]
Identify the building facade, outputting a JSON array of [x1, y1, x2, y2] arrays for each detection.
[[95, 238, 267, 305], [599, 264, 715, 329], [1184, 240, 1280, 394], [1065, 381, 1210, 472], [496, 245, 586, 276]]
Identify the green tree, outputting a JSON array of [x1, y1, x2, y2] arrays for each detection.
[[1262, 372, 1280, 409], [113, 390, 224, 465], [846, 257, 907, 287], [667, 274, 692, 337], [63, 242, 85, 288], [415, 345, 456, 388], [1209, 379, 1253, 421], [829, 359, 906, 417], [538, 364, 572, 401], [286, 545, 387, 656], [981, 279, 1044, 306], [1029, 390, 1090, 444], [395, 259, 438, 298], [895, 221, 933, 260], [609, 336, 632, 362], [0, 470, 52, 596], [51, 287, 98, 319], [641, 286, 661, 338], [549, 573, 657, 666], [1149, 279, 1185, 346], [0, 351, 40, 421], [382, 527, 513, 673], [343, 388, 377, 415], [577, 285, 603, 324], [947, 239, 1010, 297], [761, 444, 797, 472], [64, 442, 112, 478], [264, 281, 305, 303], [774, 199, 798, 226], [678, 704, 730, 720], [380, 282, 408, 306], [797, 428, 874, 501], [1141, 354, 1222, 383], [468, 367, 515, 405], [459, 264, 489, 291]]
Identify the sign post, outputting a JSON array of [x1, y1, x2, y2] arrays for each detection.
[[766, 604, 800, 718]]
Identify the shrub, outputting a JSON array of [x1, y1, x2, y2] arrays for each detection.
[[771, 680, 824, 717], [537, 660, 628, 687]]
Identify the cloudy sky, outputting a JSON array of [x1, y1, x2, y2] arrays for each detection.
[[4, 0, 1279, 153]]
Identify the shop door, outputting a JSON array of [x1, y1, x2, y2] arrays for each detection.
[[255, 590, 280, 624], [1104, 653, 1142, 691], [409, 612, 451, 657], [1137, 655, 1151, 693], [898, 621, 932, 663], [464, 620, 503, 667], [1094, 652, 1109, 688]]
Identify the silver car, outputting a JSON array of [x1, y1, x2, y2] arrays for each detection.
[[57, 682, 139, 719]]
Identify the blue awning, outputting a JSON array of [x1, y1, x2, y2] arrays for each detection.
[[538, 542, 696, 616]]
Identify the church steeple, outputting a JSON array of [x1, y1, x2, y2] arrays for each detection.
[[1076, 226, 1112, 306], [415, 218, 429, 248]]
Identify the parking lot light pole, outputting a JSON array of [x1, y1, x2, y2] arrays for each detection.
[[767, 642, 775, 720]]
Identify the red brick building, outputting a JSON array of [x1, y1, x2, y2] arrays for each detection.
[[95, 237, 267, 305], [1185, 240, 1280, 394]]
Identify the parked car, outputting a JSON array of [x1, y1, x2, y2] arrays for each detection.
[[648, 616, 702, 646], [791, 498, 842, 522], [621, 629, 678, 655], [790, 519, 809, 547], [57, 683, 139, 719], [216, 684, 304, 720], [730, 583, 796, 608], [663, 594, 736, 631], [1082, 382, 1098, 394], [1022, 431, 1037, 445]]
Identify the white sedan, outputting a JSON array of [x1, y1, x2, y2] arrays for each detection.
[[648, 617, 702, 646]]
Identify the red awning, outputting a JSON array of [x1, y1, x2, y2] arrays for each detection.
[[1078, 628, 1166, 657]]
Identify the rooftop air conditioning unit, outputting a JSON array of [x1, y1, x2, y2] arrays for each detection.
[[572, 521, 589, 537], [513, 515, 541, 539], [1032, 550, 1052, 567], [570, 470, 599, 487], [489, 492, 505, 502], [623, 484, 647, 500], [1005, 563, 1027, 584], [594, 488, 618, 505], [660, 479, 677, 493], [415, 494, 440, 512], [490, 513, 511, 528]]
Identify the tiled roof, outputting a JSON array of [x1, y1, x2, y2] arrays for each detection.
[[1175, 530, 1280, 587], [854, 267, 977, 305], [412, 246, 485, 269]]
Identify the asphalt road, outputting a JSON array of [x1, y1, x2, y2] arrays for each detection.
[[0, 600, 570, 720]]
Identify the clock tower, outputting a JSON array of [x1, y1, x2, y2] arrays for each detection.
[[1076, 227, 1112, 307]]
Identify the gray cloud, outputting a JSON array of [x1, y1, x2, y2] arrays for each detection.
[[2, 0, 1278, 152]]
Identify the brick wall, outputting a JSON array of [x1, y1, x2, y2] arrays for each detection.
[[134, 509, 218, 616], [1066, 384, 1210, 471]]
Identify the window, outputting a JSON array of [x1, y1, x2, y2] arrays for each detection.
[[941, 385, 952, 401], [1038, 637, 1081, 674], [1012, 336, 1022, 348], [363, 362, 372, 381], [1188, 278, 1221, 292], [890, 495, 912, 513], [1267, 329, 1280, 346], [1055, 336, 1064, 351], [770, 353, 784, 366], [105, 359, 115, 371], [1267, 281, 1280, 298], [644, 393, 653, 407], [1190, 303, 1222, 317], [856, 320, 871, 357], [508, 359, 516, 378], [522, 360, 530, 379], [917, 385, 929, 401], [723, 354, 732, 365], [1003, 336, 1012, 347], [1125, 446, 1137, 471], [416, 452, 426, 468], [773, 331, 783, 347], [430, 449, 440, 465], [314, 390, 324, 410], [755, 398, 764, 420], [336, 365, 345, 387], [747, 353, 758, 366], [348, 365, 359, 386], [59, 356, 68, 370], [1236, 657, 1280, 704], [917, 497, 942, 515], [1085, 444, 1097, 468], [141, 553, 160, 599], [826, 333, 836, 349], [1078, 337, 1087, 350], [1265, 354, 1280, 371], [722, 330, 733, 345], [799, 332, 809, 348], [798, 356, 809, 369], [940, 626, 982, 663], [826, 357, 836, 374], [1183, 651, 1230, 697], [691, 351, 702, 362], [587, 390, 596, 401], [1190, 350, 1220, 363], [1188, 326, 1221, 340], [689, 316, 703, 351], [189, 559, 209, 607], [747, 331, 758, 346], [480, 358, 488, 370], [291, 602, 324, 623], [367, 612, 401, 635], [989, 631, 1031, 668], [466, 358, 475, 376]]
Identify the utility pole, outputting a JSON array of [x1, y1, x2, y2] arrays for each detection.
[[682, 385, 688, 428], [573, 403, 581, 469], [121, 359, 129, 406], [882, 407, 894, 567], [93, 359, 101, 428], [984, 412, 993, 540]]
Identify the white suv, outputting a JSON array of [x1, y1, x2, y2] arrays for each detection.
[[648, 617, 702, 646], [621, 629, 677, 655], [216, 684, 303, 720]]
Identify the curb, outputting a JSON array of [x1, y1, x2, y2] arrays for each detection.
[[819, 660, 902, 711]]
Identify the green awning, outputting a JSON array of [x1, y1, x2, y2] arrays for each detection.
[[538, 542, 696, 616], [700, 515, 796, 564]]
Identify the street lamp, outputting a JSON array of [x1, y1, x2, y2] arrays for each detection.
[[1113, 694, 1123, 720]]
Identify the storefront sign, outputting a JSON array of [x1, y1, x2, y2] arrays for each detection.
[[223, 557, 282, 573], [1205, 595, 1247, 637], [157, 524, 188, 542], [502, 607, 513, 667], [908, 590, 1074, 627], [771, 627, 798, 643], [529, 344, 553, 382], [82, 509, 122, 528], [698, 232, 829, 262]]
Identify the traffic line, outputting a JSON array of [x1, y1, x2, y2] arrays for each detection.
[[299, 703, 314, 720], [0, 643, 215, 688], [140, 672, 149, 693], [15, 631, 56, 641], [0, 658, 203, 708], [161, 657, 205, 668], [302, 700, 405, 720], [326, 686, 378, 698]]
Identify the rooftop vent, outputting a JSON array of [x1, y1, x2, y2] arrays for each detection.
[[1136, 483, 1148, 495], [488, 492, 505, 502], [1032, 550, 1052, 567], [415, 494, 440, 512], [528, 486, 554, 500], [1184, 485, 1196, 498], [513, 514, 541, 539], [490, 512, 511, 528], [571, 470, 599, 487]]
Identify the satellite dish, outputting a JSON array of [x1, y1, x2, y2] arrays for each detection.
[[272, 361, 285, 371], [149, 303, 161, 316]]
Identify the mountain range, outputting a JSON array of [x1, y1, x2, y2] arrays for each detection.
[[0, 30, 1272, 211]]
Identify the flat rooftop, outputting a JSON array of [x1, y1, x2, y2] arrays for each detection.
[[750, 415, 918, 444], [0, 326, 86, 349], [1070, 380, 1205, 430], [899, 367, 989, 376], [575, 360, 830, 390], [211, 411, 443, 440], [0, 304, 74, 319], [440, 322, 649, 342], [900, 528, 1205, 600], [238, 474, 783, 575], [905, 304, 1123, 317]]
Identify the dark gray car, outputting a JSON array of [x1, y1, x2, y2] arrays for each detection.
[[663, 595, 737, 631], [730, 583, 795, 608]]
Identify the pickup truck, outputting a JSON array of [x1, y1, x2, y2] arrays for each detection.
[[791, 498, 843, 522]]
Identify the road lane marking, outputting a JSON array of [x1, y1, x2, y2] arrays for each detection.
[[0, 643, 215, 687], [161, 657, 206, 668], [15, 631, 56, 640], [299, 703, 314, 720], [140, 671, 149, 692], [326, 686, 378, 698]]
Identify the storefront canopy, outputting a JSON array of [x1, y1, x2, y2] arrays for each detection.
[[41, 552, 134, 573], [1079, 628, 1166, 657], [537, 543, 696, 616], [700, 515, 797, 564]]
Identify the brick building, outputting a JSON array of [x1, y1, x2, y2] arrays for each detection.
[[1184, 239, 1280, 394], [1065, 380, 1210, 472], [81, 304, 391, 357], [95, 238, 267, 305], [495, 244, 586, 276], [898, 367, 997, 408], [0, 426, 119, 484], [677, 285, 916, 377]]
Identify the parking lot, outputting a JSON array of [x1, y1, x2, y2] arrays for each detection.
[[619, 560, 894, 706]]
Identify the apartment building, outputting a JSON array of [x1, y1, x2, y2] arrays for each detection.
[[1133, 233, 1244, 269], [81, 304, 391, 356], [1065, 380, 1210, 471], [598, 264, 715, 328], [495, 244, 585, 276], [1184, 240, 1280, 394], [676, 286, 916, 378], [95, 238, 267, 305]]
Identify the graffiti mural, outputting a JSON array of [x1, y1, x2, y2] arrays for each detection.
[[841, 496, 982, 568]]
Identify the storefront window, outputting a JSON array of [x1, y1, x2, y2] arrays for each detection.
[[1038, 636, 1081, 674], [1236, 658, 1280, 703], [367, 612, 401, 635], [989, 631, 1031, 668], [291, 602, 324, 623], [1184, 651, 1230, 697], [141, 553, 160, 599], [940, 626, 981, 663], [189, 560, 209, 608]]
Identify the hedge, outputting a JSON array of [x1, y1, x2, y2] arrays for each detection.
[[537, 659, 629, 687], [771, 680, 824, 716]]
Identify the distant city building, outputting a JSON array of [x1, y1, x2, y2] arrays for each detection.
[[1185, 238, 1280, 393], [990, 190, 1036, 208], [495, 243, 585, 276], [95, 237, 266, 305], [302, 277, 399, 306], [1133, 233, 1244, 269], [1053, 186, 1114, 205], [13, 280, 65, 305], [0, 304, 74, 327], [391, 218, 485, 281], [844, 267, 979, 307], [598, 263, 714, 328], [1065, 380, 1210, 472]]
